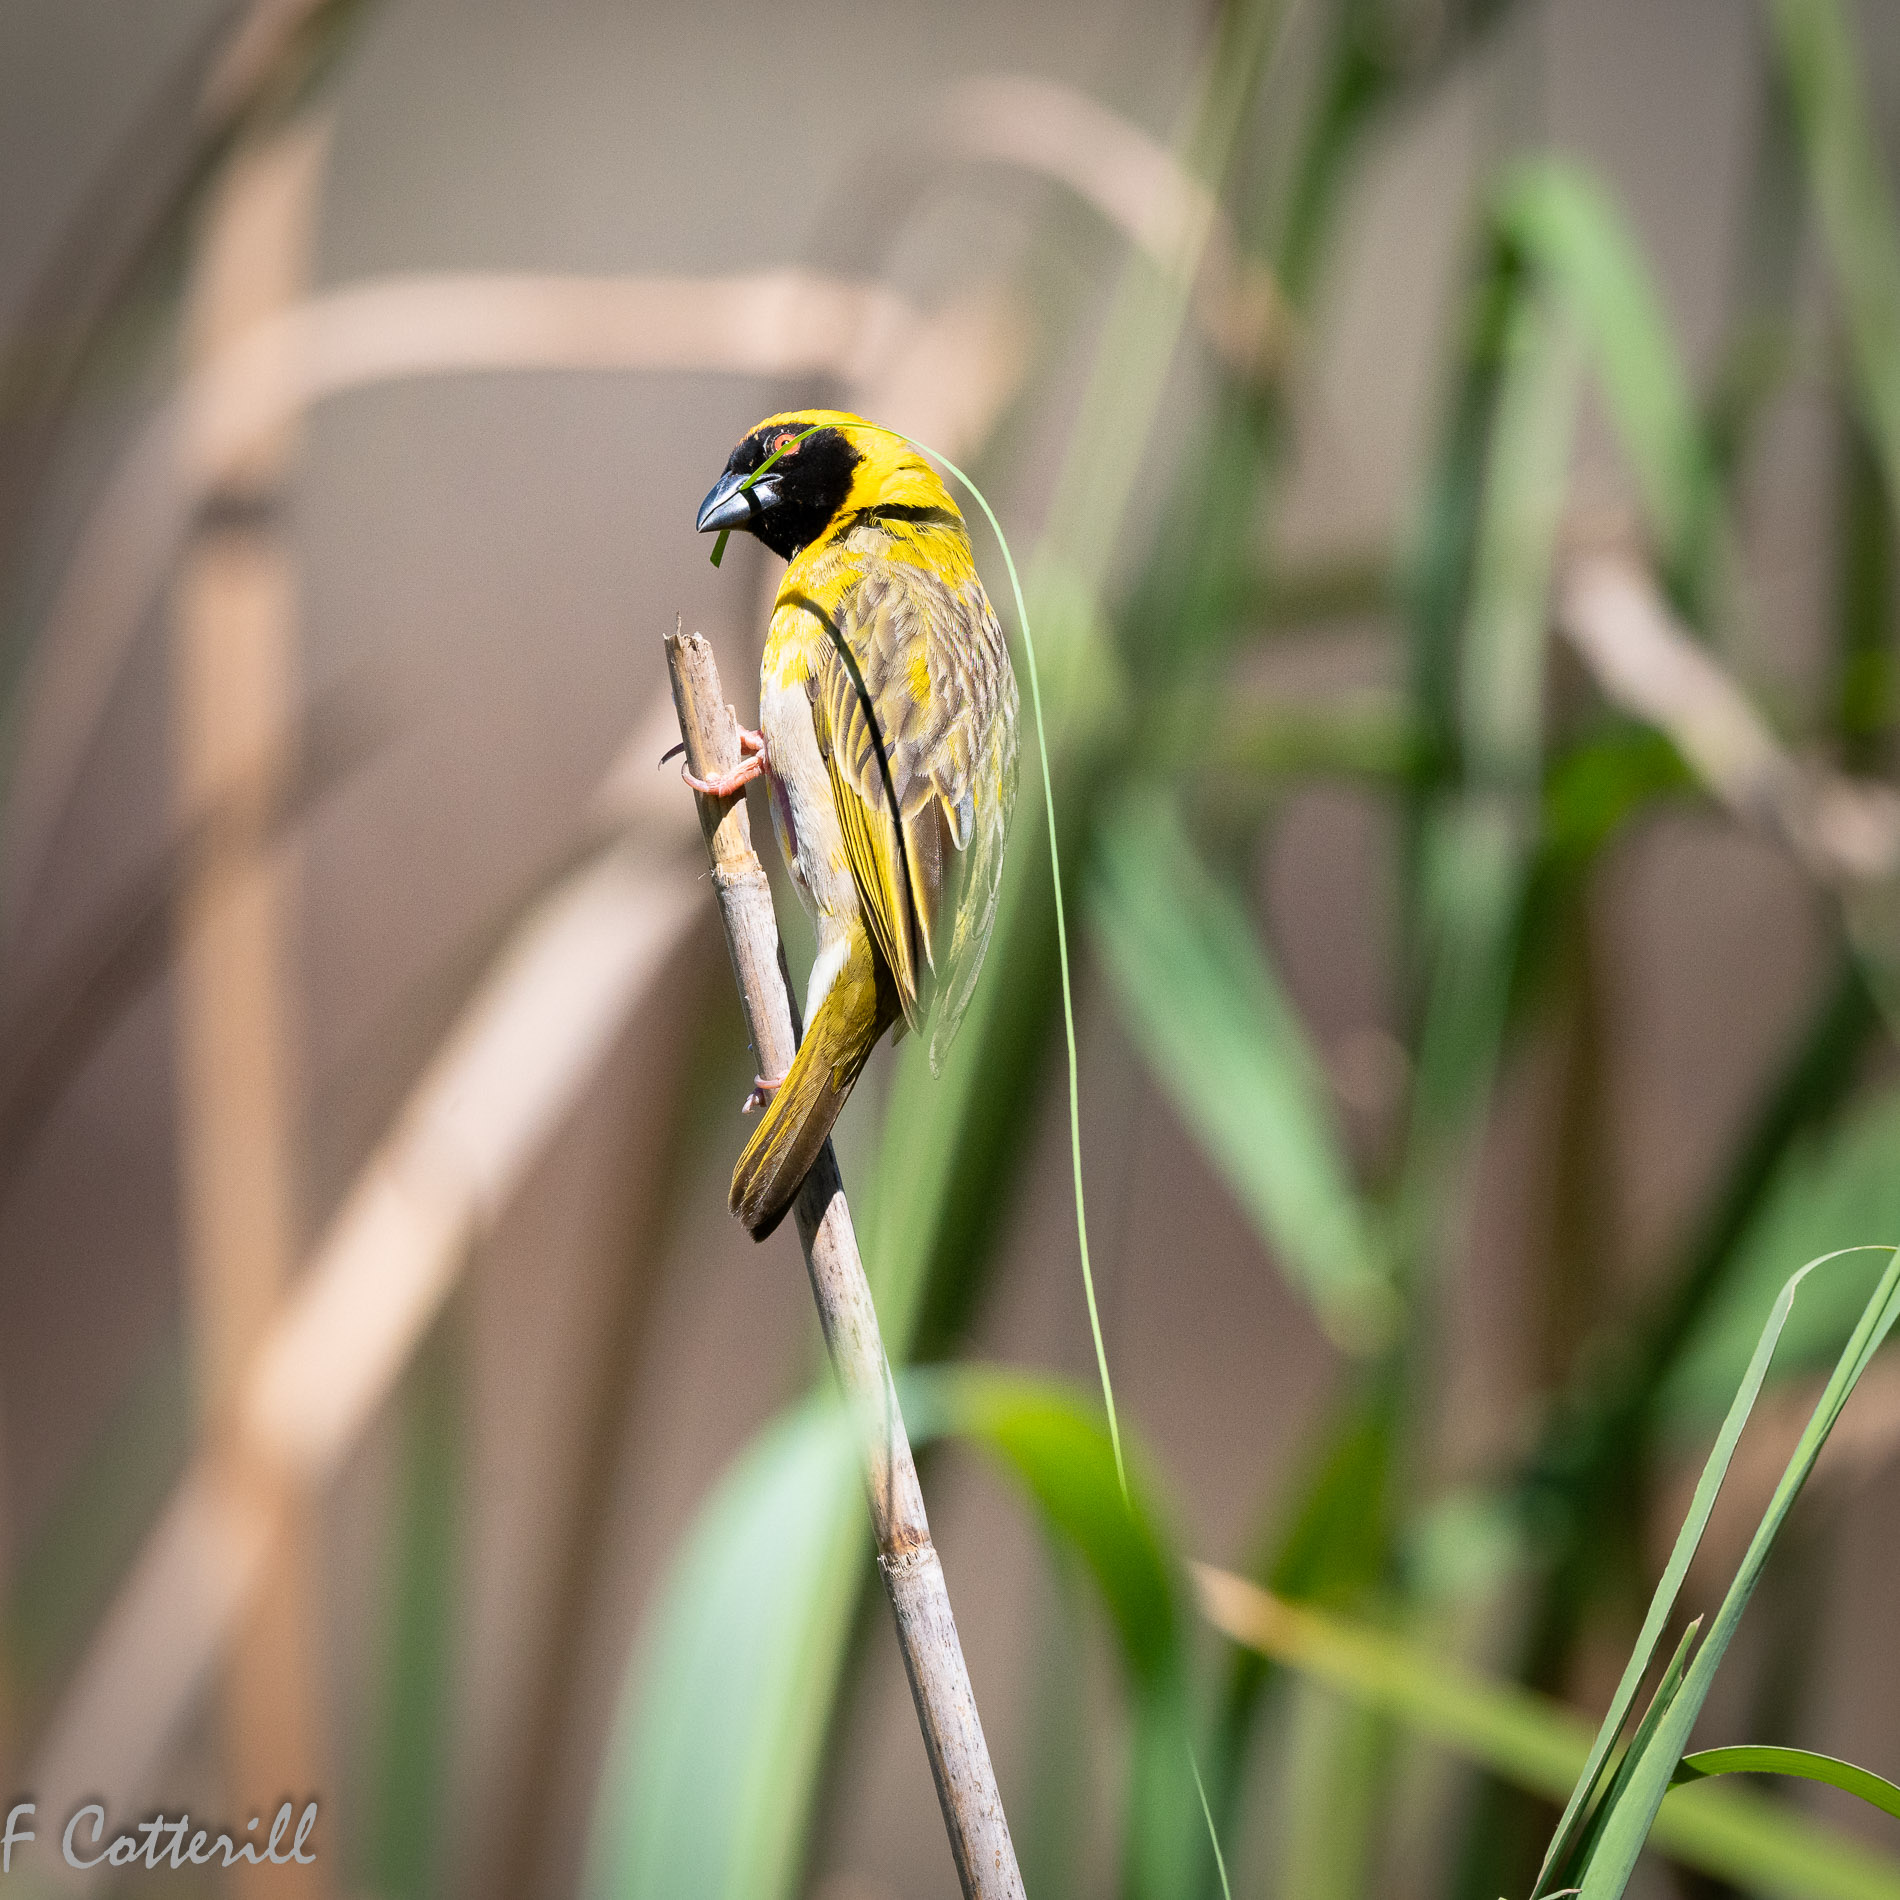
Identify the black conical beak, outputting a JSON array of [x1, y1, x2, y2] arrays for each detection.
[[696, 467, 781, 534]]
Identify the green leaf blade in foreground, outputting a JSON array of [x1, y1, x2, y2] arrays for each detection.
[[1201, 1567, 1900, 1900], [1531, 1247, 1877, 1894], [1556, 1247, 1900, 1900], [1567, 1618, 1702, 1882], [1676, 1748, 1900, 1825], [1087, 793, 1394, 1351]]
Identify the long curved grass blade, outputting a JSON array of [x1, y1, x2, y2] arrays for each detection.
[[1087, 792, 1395, 1351], [1675, 1748, 1900, 1824], [1547, 1248, 1900, 1899], [1568, 1619, 1702, 1879]]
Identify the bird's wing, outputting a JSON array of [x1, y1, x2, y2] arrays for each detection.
[[809, 558, 1018, 1064]]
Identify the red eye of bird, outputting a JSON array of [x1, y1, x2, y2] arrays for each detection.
[[771, 431, 798, 456]]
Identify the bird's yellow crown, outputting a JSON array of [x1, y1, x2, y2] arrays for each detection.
[[756, 408, 959, 530]]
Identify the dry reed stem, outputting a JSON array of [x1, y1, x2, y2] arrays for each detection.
[[198, 0, 347, 125], [170, 115, 332, 1900], [666, 627, 1024, 1900]]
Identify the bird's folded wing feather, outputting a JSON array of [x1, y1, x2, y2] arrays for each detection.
[[810, 560, 1017, 1060]]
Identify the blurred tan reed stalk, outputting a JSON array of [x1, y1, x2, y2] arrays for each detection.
[[28, 806, 701, 1891], [666, 629, 1024, 1900], [169, 117, 331, 1896], [937, 73, 1295, 382], [1557, 549, 1900, 886], [0, 0, 375, 583], [1558, 547, 1900, 1039]]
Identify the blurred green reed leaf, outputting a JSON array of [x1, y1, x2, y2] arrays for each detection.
[[584, 1406, 865, 1900], [1400, 144, 1712, 1222], [1511, 725, 1695, 1005], [1207, 1564, 1900, 1899], [1769, 0, 1900, 525], [1536, 1246, 1900, 1900], [370, 1322, 464, 1900], [1402, 269, 1582, 1170], [1086, 791, 1396, 1351], [2, 1329, 190, 1720], [1664, 1082, 1900, 1419], [1228, 164, 1592, 1900], [1674, 1748, 1900, 1823], [1404, 153, 1708, 1063], [1202, 1384, 1401, 1893], [905, 1366, 1205, 1900], [1539, 726, 1692, 865], [1017, 1544, 1093, 1900], [1493, 161, 1715, 595], [1148, 689, 1418, 788], [587, 1368, 1202, 1900], [1276, 1685, 1390, 1900]]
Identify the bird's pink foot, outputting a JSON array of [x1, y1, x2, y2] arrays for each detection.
[[743, 1071, 787, 1114], [682, 724, 769, 798]]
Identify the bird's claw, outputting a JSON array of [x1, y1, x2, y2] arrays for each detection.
[[743, 1071, 787, 1114], [681, 724, 769, 799]]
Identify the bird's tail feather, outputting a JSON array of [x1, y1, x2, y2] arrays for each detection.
[[731, 922, 898, 1240]]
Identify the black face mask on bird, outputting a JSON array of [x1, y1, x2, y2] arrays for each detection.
[[695, 423, 861, 561]]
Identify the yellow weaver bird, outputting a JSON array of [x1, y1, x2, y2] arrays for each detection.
[[690, 410, 1018, 1240]]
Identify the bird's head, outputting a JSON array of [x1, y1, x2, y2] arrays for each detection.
[[695, 410, 958, 561]]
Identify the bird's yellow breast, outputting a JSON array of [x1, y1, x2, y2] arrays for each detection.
[[762, 512, 976, 691]]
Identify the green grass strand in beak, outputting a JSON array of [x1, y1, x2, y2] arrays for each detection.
[[705, 423, 829, 567]]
